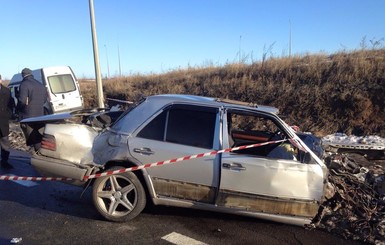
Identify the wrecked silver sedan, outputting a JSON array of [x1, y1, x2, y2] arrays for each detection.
[[22, 94, 328, 226]]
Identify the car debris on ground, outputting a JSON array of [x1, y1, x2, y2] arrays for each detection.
[[6, 122, 385, 244], [312, 134, 385, 244]]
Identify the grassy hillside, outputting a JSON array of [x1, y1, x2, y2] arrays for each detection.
[[80, 48, 385, 137]]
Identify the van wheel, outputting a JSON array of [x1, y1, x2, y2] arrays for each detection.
[[92, 166, 146, 222]]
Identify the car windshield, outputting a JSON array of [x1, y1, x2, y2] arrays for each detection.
[[110, 97, 146, 127]]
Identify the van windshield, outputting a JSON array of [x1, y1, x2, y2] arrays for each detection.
[[47, 74, 76, 94]]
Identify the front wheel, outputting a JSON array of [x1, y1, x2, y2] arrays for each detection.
[[92, 166, 146, 222]]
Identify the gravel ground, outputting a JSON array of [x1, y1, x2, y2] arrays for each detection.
[[9, 122, 30, 152]]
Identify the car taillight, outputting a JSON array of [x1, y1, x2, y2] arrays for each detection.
[[41, 134, 56, 151]]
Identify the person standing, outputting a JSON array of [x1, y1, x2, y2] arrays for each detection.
[[0, 74, 15, 169], [17, 68, 47, 119], [17, 68, 47, 151]]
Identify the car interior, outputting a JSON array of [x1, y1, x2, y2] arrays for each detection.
[[227, 111, 301, 161]]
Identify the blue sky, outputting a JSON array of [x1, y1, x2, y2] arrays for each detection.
[[1, 0, 384, 79]]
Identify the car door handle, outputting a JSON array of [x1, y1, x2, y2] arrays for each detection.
[[133, 147, 154, 155], [222, 162, 246, 171]]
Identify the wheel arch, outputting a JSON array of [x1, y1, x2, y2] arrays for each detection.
[[100, 160, 155, 204]]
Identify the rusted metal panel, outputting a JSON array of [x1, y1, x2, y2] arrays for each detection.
[[152, 178, 216, 203], [217, 190, 320, 218]]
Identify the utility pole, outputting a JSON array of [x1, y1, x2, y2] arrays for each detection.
[[104, 44, 110, 78], [118, 43, 122, 77], [89, 0, 104, 108], [289, 20, 292, 57], [239, 35, 242, 64]]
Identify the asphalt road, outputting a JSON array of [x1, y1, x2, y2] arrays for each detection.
[[0, 150, 363, 245]]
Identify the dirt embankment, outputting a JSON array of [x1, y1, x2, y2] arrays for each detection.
[[80, 48, 385, 138]]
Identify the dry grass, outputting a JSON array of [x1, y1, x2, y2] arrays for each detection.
[[79, 48, 385, 137]]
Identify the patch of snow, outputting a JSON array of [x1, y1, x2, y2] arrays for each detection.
[[322, 133, 385, 147]]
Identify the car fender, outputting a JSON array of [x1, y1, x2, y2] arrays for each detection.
[[92, 129, 131, 166]]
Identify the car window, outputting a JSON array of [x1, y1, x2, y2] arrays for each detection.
[[47, 74, 76, 93], [137, 111, 166, 141], [111, 97, 145, 129], [138, 106, 217, 149], [166, 109, 216, 148], [227, 111, 300, 160], [9, 85, 20, 105]]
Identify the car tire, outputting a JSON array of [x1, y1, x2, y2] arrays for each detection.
[[92, 166, 146, 222]]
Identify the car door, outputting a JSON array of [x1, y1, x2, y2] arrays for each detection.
[[216, 109, 326, 219], [129, 104, 221, 203]]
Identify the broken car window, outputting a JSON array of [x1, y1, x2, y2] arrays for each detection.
[[227, 111, 304, 161]]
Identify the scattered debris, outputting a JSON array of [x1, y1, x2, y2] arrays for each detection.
[[316, 134, 385, 244], [312, 151, 385, 244], [9, 123, 29, 152]]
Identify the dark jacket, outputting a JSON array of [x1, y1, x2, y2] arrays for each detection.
[[0, 84, 14, 136], [17, 75, 47, 120]]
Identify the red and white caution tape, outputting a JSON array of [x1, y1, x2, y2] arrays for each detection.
[[1, 139, 286, 182], [0, 176, 70, 181]]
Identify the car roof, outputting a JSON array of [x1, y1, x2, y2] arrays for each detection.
[[148, 94, 279, 114], [20, 94, 279, 125]]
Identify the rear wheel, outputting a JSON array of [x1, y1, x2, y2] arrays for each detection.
[[92, 166, 146, 222]]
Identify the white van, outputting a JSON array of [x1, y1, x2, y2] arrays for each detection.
[[8, 66, 84, 116]]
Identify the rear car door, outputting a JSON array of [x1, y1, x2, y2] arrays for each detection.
[[129, 104, 220, 203], [217, 109, 326, 220]]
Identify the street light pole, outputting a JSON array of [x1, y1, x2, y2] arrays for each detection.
[[104, 44, 110, 79], [89, 0, 104, 108], [239, 35, 242, 64], [289, 20, 292, 58], [118, 43, 122, 77]]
